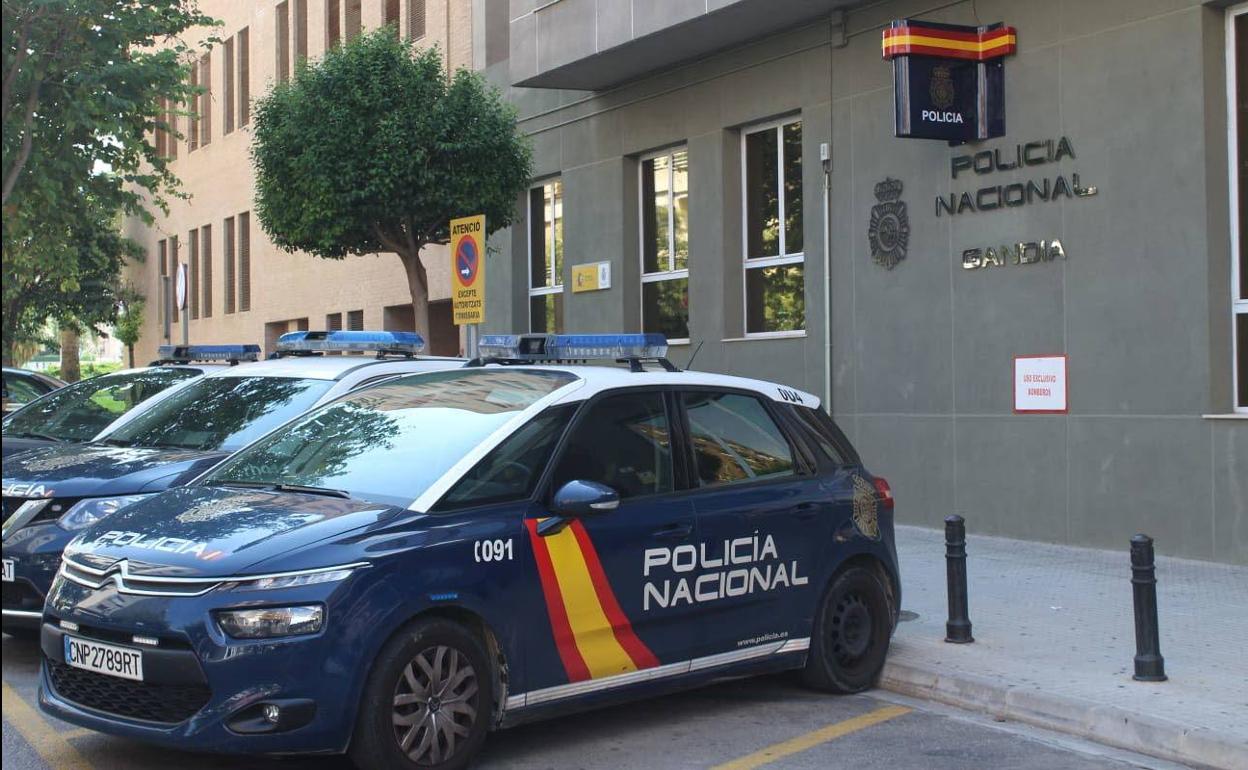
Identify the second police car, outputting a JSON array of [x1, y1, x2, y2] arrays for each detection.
[[2, 332, 463, 630], [37, 334, 898, 770]]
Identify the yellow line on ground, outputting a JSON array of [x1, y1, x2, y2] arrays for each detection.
[[711, 704, 912, 770], [2, 682, 93, 770]]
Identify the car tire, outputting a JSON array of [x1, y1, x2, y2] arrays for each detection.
[[349, 618, 493, 770], [802, 565, 893, 694]]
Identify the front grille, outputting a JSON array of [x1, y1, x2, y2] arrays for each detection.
[[2, 581, 44, 611], [47, 659, 211, 724]]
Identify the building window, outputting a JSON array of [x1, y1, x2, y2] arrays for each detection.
[[170, 236, 180, 322], [384, 0, 400, 38], [408, 0, 425, 39], [528, 179, 564, 333], [326, 0, 341, 48], [276, 2, 290, 84], [238, 212, 251, 312], [742, 118, 804, 335], [326, 312, 343, 331], [165, 99, 177, 159], [223, 37, 235, 134], [294, 0, 308, 65], [347, 309, 364, 330], [188, 67, 199, 152], [1232, 4, 1248, 411], [188, 228, 200, 320], [641, 147, 690, 341], [346, 0, 362, 41], [201, 224, 213, 318], [224, 217, 236, 314], [199, 53, 211, 147], [238, 27, 250, 126]]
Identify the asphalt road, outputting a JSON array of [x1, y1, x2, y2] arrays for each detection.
[[2, 632, 1180, 770]]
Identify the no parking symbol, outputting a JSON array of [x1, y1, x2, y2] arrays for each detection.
[[450, 214, 485, 325]]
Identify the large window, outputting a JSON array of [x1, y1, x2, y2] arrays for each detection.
[[682, 392, 795, 487], [188, 227, 199, 320], [238, 27, 250, 126], [223, 37, 235, 134], [528, 179, 564, 333], [1232, 4, 1248, 412], [238, 211, 251, 311], [201, 224, 213, 318], [224, 216, 236, 314], [198, 53, 211, 146], [742, 118, 804, 335], [551, 392, 674, 500], [408, 0, 426, 39], [276, 1, 290, 84], [641, 148, 690, 341]]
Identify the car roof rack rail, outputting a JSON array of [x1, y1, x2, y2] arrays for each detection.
[[467, 333, 676, 372], [272, 330, 426, 359], [152, 344, 261, 366]]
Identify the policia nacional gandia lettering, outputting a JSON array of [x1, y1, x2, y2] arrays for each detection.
[[937, 136, 1098, 217]]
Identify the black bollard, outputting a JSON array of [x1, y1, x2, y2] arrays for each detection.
[[944, 515, 973, 643], [1130, 534, 1166, 681]]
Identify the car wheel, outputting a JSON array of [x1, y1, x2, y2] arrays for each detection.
[[350, 618, 492, 770], [803, 566, 893, 694]]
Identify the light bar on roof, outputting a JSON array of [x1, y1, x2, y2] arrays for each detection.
[[275, 330, 426, 355], [477, 333, 668, 361], [157, 344, 260, 363]]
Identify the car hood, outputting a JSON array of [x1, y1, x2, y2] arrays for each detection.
[[63, 485, 405, 576], [1, 443, 229, 498], [1, 435, 60, 460]]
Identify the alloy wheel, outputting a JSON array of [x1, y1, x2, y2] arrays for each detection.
[[391, 645, 479, 766]]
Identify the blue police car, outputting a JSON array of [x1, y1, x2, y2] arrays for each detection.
[[37, 334, 898, 770], [2, 334, 463, 630]]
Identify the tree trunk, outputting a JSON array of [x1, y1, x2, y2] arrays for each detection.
[[399, 251, 431, 339], [127, 344, 135, 368], [59, 326, 81, 382]]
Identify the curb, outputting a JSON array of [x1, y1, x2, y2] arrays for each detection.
[[879, 660, 1248, 770]]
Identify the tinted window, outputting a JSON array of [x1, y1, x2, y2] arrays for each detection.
[[435, 405, 574, 511], [790, 406, 849, 465], [2, 368, 200, 442], [550, 392, 673, 500], [105, 376, 334, 451], [683, 392, 794, 487], [3, 375, 45, 412], [206, 369, 578, 507]]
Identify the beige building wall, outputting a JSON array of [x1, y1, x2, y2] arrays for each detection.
[[123, 0, 476, 364]]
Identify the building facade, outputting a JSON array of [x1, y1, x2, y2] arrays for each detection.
[[124, 0, 477, 364], [479, 0, 1248, 563]]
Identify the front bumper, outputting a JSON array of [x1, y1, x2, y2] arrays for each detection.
[[3, 521, 72, 630], [37, 574, 375, 755]]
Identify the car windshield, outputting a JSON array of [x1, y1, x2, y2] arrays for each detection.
[[203, 369, 579, 507], [103, 376, 334, 452], [1, 368, 201, 443]]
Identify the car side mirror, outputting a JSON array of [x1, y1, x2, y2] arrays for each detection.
[[551, 480, 619, 517]]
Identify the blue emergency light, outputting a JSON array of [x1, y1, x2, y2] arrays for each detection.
[[275, 330, 426, 356], [156, 344, 261, 363], [477, 333, 668, 361]]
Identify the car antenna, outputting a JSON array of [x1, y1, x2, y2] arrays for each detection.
[[685, 340, 705, 371]]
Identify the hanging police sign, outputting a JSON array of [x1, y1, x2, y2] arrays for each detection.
[[882, 20, 1016, 142]]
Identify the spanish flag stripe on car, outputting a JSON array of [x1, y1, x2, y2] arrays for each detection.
[[526, 519, 659, 682]]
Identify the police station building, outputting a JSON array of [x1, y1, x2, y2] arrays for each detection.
[[474, 0, 1248, 564]]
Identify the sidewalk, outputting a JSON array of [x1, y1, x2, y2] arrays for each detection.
[[881, 525, 1248, 770]]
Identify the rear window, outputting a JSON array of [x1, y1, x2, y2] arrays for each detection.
[[2, 368, 200, 443], [790, 406, 858, 466]]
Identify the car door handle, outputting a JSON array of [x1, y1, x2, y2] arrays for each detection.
[[651, 523, 693, 540], [792, 502, 821, 520]]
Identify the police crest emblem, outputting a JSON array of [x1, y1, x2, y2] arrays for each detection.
[[851, 475, 880, 539], [929, 64, 955, 109], [868, 177, 910, 270]]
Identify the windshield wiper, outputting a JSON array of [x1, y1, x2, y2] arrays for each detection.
[[205, 479, 275, 490], [8, 431, 64, 442], [274, 483, 352, 499]]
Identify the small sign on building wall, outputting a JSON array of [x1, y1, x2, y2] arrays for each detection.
[[1014, 355, 1067, 413], [571, 261, 611, 293]]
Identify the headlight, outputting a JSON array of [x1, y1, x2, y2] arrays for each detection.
[[58, 494, 155, 531], [215, 605, 324, 639]]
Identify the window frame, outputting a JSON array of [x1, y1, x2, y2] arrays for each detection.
[[639, 145, 691, 344], [675, 387, 812, 490], [740, 115, 806, 339], [527, 177, 565, 333], [1229, 3, 1248, 413]]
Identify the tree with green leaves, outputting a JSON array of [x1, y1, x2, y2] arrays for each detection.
[[114, 285, 146, 368], [251, 30, 531, 335], [2, 0, 215, 364]]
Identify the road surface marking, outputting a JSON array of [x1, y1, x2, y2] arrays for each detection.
[[711, 703, 911, 770], [2, 681, 93, 770]]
